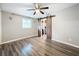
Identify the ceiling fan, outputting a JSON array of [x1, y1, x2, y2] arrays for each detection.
[[27, 3, 49, 15]]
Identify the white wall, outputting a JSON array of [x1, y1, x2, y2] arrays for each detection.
[[0, 8, 2, 43], [2, 11, 38, 42], [52, 4, 79, 47]]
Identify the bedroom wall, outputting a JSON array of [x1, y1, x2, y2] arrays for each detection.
[[2, 11, 38, 42], [0, 8, 2, 43], [52, 4, 79, 47]]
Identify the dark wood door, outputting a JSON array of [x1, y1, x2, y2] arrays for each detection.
[[46, 16, 52, 39]]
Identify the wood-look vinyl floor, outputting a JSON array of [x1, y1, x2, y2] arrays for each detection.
[[0, 37, 79, 56]]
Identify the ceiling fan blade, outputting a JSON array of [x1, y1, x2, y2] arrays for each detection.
[[40, 7, 49, 9], [33, 12, 36, 15], [27, 9, 35, 11], [34, 3, 39, 9], [40, 11, 44, 14]]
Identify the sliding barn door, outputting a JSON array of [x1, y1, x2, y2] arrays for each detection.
[[46, 16, 52, 39]]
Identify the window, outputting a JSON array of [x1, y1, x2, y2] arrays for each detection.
[[22, 18, 32, 28]]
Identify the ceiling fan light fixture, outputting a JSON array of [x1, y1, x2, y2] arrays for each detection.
[[35, 9, 40, 13]]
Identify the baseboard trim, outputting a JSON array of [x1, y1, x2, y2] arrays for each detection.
[[52, 39, 79, 49], [0, 35, 38, 45]]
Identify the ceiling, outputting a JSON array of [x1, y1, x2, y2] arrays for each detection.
[[0, 3, 77, 18]]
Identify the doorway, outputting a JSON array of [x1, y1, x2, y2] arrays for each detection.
[[38, 16, 52, 40], [41, 18, 47, 39]]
